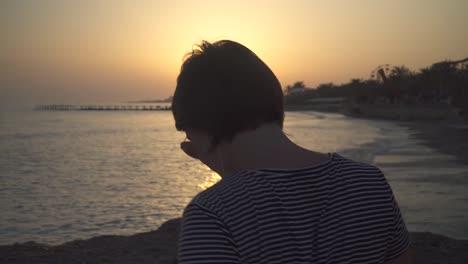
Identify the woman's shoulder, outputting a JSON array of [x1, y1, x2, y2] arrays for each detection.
[[188, 175, 236, 210], [333, 153, 385, 176]]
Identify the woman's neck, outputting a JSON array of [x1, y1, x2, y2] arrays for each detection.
[[219, 123, 328, 177]]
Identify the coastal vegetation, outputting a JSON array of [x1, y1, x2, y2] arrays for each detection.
[[284, 58, 468, 120]]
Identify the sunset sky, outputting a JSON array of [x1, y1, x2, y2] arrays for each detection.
[[1, 0, 467, 108]]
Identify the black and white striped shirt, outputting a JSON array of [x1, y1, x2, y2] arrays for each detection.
[[178, 152, 410, 263]]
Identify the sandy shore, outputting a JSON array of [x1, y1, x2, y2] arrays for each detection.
[[1, 218, 468, 264], [403, 120, 468, 165], [286, 104, 468, 166], [297, 105, 468, 166]]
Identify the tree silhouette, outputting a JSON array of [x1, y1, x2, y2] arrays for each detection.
[[292, 81, 306, 89]]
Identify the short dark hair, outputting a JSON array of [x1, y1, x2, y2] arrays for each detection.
[[171, 40, 284, 153]]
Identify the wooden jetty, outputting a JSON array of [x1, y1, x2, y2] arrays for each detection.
[[34, 104, 172, 111]]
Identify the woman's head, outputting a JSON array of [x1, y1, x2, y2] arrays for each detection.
[[172, 40, 284, 157]]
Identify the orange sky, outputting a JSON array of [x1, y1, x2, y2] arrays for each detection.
[[1, 0, 467, 108]]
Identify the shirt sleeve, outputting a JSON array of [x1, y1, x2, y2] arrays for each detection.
[[385, 189, 411, 261], [177, 202, 240, 264]]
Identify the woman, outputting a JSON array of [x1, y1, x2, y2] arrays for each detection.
[[171, 40, 411, 264]]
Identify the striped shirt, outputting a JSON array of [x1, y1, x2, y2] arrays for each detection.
[[177, 152, 410, 264]]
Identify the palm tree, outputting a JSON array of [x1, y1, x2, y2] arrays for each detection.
[[386, 65, 413, 104], [389, 66, 412, 80], [292, 81, 306, 89]]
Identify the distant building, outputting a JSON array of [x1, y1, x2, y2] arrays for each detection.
[[288, 87, 305, 94], [286, 81, 310, 95]]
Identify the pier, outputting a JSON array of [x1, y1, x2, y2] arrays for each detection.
[[34, 104, 172, 111]]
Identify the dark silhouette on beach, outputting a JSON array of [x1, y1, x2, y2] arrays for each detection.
[[171, 40, 412, 264]]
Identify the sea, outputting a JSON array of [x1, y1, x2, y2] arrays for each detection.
[[1, 106, 468, 245]]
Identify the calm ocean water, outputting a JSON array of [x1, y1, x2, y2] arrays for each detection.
[[1, 108, 467, 245]]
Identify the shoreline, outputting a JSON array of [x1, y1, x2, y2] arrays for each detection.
[[1, 218, 468, 264], [286, 104, 468, 166], [2, 107, 467, 263], [402, 121, 468, 165]]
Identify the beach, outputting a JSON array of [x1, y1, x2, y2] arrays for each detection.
[[404, 121, 468, 165], [1, 110, 468, 263], [3, 0, 466, 261]]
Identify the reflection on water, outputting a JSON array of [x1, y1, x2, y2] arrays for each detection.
[[197, 172, 221, 191], [1, 110, 468, 244]]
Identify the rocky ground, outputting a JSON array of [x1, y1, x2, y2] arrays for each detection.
[[1, 218, 468, 264]]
